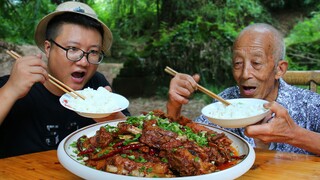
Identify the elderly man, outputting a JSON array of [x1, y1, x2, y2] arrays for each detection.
[[167, 23, 320, 155], [0, 1, 129, 158]]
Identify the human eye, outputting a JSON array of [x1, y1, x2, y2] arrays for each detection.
[[233, 58, 243, 69], [252, 60, 263, 69], [252, 60, 261, 65], [89, 50, 99, 56], [67, 47, 81, 53]]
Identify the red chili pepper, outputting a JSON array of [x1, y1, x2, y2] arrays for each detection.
[[91, 143, 144, 161], [112, 140, 124, 148], [78, 147, 95, 155], [77, 135, 96, 156]]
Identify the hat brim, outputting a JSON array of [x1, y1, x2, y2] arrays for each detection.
[[34, 11, 112, 53]]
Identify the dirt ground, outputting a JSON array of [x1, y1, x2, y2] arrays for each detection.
[[0, 45, 206, 120], [128, 97, 206, 120]]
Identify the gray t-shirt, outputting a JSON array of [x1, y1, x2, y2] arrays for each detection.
[[195, 78, 320, 155]]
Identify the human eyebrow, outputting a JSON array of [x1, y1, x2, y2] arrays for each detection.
[[250, 48, 263, 55], [233, 50, 244, 57]]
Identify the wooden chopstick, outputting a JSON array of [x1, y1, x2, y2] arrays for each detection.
[[165, 66, 231, 106], [6, 50, 85, 100]]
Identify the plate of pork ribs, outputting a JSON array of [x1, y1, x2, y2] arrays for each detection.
[[57, 110, 255, 180]]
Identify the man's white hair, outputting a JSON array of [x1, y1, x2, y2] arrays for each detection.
[[234, 23, 286, 64]]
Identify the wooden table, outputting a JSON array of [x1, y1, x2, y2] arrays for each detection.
[[1, 149, 319, 179]]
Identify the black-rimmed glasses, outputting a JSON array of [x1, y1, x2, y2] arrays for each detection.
[[49, 39, 104, 65]]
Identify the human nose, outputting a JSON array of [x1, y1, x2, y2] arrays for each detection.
[[241, 62, 253, 79], [76, 52, 90, 66]]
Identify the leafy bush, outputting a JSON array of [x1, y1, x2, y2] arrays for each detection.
[[0, 0, 55, 44], [260, 0, 319, 9], [285, 12, 320, 70], [141, 0, 273, 89]]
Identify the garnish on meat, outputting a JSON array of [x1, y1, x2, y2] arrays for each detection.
[[72, 110, 245, 177]]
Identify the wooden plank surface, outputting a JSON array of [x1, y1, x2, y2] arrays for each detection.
[[238, 149, 320, 179], [0, 150, 79, 179], [1, 149, 320, 179]]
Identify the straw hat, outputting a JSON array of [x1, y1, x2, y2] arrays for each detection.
[[34, 1, 112, 53]]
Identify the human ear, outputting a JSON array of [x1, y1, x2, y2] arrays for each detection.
[[43, 40, 51, 59], [275, 60, 288, 79]]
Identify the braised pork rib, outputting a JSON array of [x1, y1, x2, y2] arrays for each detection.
[[73, 110, 245, 177]]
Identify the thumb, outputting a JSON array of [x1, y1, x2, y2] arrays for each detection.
[[104, 86, 112, 92], [192, 74, 200, 83]]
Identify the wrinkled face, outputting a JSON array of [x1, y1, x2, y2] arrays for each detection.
[[44, 23, 102, 93], [232, 30, 279, 101]]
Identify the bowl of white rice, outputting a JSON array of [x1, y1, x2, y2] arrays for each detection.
[[201, 98, 270, 128], [59, 87, 129, 118]]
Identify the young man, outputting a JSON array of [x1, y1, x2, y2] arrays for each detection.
[[0, 1, 129, 158], [167, 23, 320, 155]]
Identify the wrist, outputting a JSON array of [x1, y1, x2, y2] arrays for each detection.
[[166, 99, 182, 119]]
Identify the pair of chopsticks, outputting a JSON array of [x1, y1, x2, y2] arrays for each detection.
[[6, 50, 85, 100], [165, 66, 231, 106]]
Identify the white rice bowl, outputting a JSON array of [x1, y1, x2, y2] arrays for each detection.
[[201, 98, 270, 128], [60, 87, 129, 118]]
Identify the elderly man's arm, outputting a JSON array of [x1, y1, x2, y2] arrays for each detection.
[[245, 101, 320, 155], [291, 126, 320, 155]]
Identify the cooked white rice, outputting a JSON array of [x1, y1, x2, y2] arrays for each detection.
[[68, 87, 118, 113], [208, 101, 266, 119]]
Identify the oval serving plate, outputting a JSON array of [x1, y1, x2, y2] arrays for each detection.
[[57, 120, 255, 180]]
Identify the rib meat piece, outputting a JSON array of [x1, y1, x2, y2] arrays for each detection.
[[140, 119, 183, 150]]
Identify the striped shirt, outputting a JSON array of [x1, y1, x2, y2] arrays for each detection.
[[195, 78, 320, 155]]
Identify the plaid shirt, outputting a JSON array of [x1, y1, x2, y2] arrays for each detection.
[[195, 78, 320, 155]]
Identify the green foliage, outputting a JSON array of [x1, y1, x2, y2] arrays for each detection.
[[0, 0, 55, 44], [2, 0, 319, 97], [142, 0, 273, 88], [260, 0, 319, 9], [145, 18, 235, 87], [101, 0, 158, 38], [285, 13, 320, 46], [285, 12, 320, 70]]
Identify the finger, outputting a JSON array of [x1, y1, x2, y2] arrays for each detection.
[[260, 111, 274, 124], [185, 75, 198, 91], [28, 66, 47, 75], [168, 89, 189, 105], [245, 123, 271, 137], [183, 80, 196, 93], [192, 74, 200, 83], [104, 86, 112, 92], [264, 101, 289, 118], [176, 73, 198, 91]]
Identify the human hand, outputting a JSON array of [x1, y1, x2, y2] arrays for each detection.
[[245, 101, 298, 144], [167, 73, 200, 119], [5, 54, 48, 99], [168, 73, 200, 105]]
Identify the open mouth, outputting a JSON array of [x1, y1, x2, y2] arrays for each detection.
[[71, 71, 86, 84], [242, 86, 256, 95], [71, 72, 85, 79]]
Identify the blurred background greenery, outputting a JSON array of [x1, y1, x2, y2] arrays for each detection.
[[1, 0, 319, 99]]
